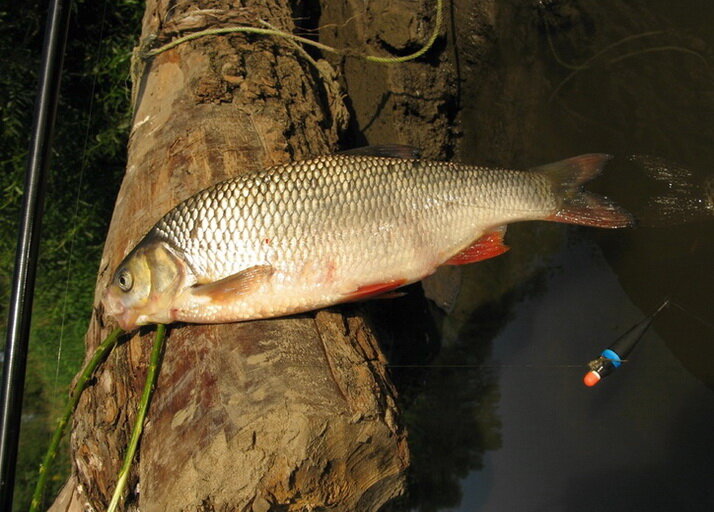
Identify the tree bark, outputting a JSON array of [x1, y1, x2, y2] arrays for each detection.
[[48, 0, 460, 510], [320, 0, 457, 156]]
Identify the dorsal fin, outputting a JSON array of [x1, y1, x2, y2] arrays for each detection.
[[339, 145, 421, 159], [532, 154, 611, 187]]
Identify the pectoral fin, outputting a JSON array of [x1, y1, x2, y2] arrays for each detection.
[[192, 265, 274, 303]]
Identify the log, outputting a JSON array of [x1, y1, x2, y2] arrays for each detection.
[[49, 0, 458, 510]]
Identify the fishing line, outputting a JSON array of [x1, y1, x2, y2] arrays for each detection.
[[669, 300, 714, 333], [387, 363, 593, 368], [55, 0, 110, 392], [253, 362, 625, 369], [644, 236, 714, 336], [544, 26, 702, 103]]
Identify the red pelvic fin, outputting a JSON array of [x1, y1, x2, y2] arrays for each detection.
[[344, 279, 407, 301], [445, 228, 510, 265]]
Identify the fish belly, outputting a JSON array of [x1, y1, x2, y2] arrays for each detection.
[[173, 210, 496, 323]]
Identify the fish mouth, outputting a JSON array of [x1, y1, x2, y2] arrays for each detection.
[[102, 287, 140, 331], [114, 312, 141, 332]]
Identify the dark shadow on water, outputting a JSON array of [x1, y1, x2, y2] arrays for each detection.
[[368, 262, 551, 511]]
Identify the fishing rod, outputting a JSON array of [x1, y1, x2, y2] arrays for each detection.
[[0, 0, 72, 508]]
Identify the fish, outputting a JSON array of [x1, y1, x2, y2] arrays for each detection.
[[103, 146, 632, 331]]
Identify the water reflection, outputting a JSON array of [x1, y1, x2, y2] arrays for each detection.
[[373, 289, 508, 512], [368, 245, 557, 511], [445, 234, 714, 511], [394, 0, 714, 509]]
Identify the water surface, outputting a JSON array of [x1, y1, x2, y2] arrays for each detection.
[[396, 1, 714, 510]]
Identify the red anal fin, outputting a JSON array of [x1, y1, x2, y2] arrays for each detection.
[[445, 228, 510, 265], [345, 279, 407, 301]]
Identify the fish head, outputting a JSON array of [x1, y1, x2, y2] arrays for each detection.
[[103, 238, 188, 331]]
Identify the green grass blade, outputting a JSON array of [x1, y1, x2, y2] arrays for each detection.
[[107, 324, 166, 512], [30, 327, 124, 512]]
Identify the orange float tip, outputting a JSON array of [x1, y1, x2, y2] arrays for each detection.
[[583, 371, 601, 387]]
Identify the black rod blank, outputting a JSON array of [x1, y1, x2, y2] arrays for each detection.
[[0, 0, 72, 508]]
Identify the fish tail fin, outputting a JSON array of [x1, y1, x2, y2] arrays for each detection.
[[535, 154, 634, 228]]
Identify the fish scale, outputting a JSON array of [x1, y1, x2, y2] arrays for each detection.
[[156, 154, 549, 294], [103, 151, 631, 330]]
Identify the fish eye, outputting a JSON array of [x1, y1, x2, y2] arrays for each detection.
[[117, 269, 133, 292]]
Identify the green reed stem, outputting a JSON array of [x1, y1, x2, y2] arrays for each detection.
[[29, 327, 124, 512], [107, 324, 166, 512]]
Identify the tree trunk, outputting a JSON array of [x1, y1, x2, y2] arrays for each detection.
[[48, 0, 460, 510]]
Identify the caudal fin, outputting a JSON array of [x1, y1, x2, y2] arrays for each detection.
[[535, 154, 633, 228]]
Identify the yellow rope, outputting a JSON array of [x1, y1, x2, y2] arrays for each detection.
[[143, 0, 443, 64]]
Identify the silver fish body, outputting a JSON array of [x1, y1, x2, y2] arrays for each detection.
[[103, 151, 631, 330]]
